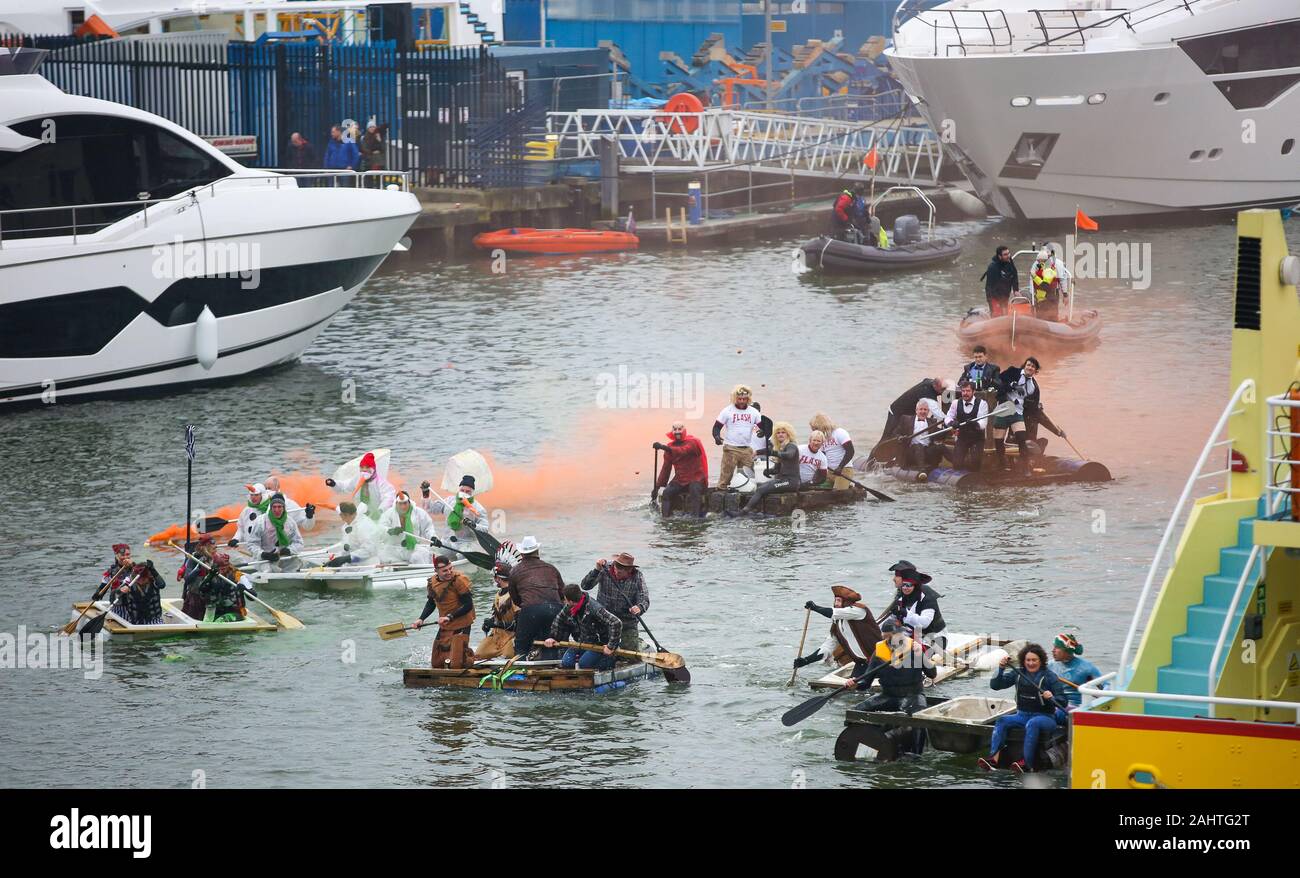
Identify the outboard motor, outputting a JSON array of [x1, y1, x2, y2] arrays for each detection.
[[893, 214, 921, 246]]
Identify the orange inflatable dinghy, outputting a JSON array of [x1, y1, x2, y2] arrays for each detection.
[[473, 228, 639, 255]]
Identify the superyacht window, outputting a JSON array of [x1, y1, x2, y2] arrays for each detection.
[[0, 114, 231, 238], [1179, 20, 1300, 75]]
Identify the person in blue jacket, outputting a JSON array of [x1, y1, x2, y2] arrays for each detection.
[[1048, 632, 1102, 709], [980, 642, 1067, 773], [322, 124, 360, 172]]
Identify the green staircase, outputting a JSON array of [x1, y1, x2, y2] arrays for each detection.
[[1148, 497, 1272, 717]]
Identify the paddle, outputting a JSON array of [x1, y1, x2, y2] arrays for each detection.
[[63, 565, 129, 635], [872, 400, 1014, 458], [171, 544, 304, 630], [534, 640, 686, 671], [789, 608, 811, 686], [77, 571, 141, 638], [826, 469, 895, 502], [637, 616, 691, 683], [781, 653, 891, 727], [377, 620, 432, 641], [400, 530, 495, 571]]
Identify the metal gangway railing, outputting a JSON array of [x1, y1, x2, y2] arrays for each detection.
[[545, 107, 943, 186], [890, 0, 1221, 58]]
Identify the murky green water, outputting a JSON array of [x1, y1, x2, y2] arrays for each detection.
[[3, 214, 1293, 788]]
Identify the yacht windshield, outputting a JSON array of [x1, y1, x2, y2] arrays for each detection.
[[0, 113, 232, 239]]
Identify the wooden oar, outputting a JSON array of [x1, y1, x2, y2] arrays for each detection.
[[377, 620, 432, 641], [171, 543, 304, 630], [535, 640, 686, 671], [872, 400, 1014, 458], [77, 571, 141, 638], [637, 616, 690, 683], [828, 470, 895, 502], [63, 565, 129, 635], [782, 653, 891, 726], [788, 608, 811, 686]]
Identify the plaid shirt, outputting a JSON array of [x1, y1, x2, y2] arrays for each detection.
[[579, 565, 649, 619], [549, 596, 622, 650]]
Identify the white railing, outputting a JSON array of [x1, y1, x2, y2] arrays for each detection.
[[1206, 540, 1268, 716], [891, 0, 1218, 58], [1115, 378, 1255, 687], [1264, 391, 1300, 520], [1080, 672, 1300, 723], [0, 169, 409, 247], [546, 109, 943, 185]]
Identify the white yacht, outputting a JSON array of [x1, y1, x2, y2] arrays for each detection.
[[0, 47, 420, 406], [887, 0, 1300, 220]]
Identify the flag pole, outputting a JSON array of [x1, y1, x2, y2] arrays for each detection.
[[184, 424, 195, 548]]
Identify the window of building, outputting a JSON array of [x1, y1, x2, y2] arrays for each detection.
[[0, 114, 231, 239]]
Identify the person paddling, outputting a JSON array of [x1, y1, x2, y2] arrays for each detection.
[[110, 561, 166, 625], [322, 500, 380, 568], [477, 560, 519, 661], [793, 584, 883, 677], [98, 543, 133, 596], [809, 414, 855, 490], [543, 584, 622, 671], [196, 552, 250, 623], [981, 643, 1067, 773], [877, 377, 948, 449], [422, 475, 488, 559], [653, 422, 708, 517], [580, 552, 649, 650], [412, 555, 476, 669], [944, 379, 990, 472], [843, 618, 936, 716]]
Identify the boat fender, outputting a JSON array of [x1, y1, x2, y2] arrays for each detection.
[[195, 306, 219, 370], [948, 188, 987, 217]]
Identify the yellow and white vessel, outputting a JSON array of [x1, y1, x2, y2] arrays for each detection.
[[1070, 209, 1300, 789]]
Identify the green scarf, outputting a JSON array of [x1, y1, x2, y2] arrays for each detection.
[[400, 507, 417, 551], [249, 496, 271, 512], [447, 493, 473, 531], [268, 507, 290, 547], [360, 482, 382, 522]]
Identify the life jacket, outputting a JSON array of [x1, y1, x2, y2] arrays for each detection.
[[833, 191, 853, 222]]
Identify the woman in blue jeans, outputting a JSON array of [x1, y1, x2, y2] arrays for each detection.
[[980, 643, 1067, 773]]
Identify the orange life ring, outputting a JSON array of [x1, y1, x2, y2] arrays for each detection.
[[657, 93, 705, 134]]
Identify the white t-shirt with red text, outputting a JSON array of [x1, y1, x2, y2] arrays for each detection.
[[797, 445, 829, 484], [821, 427, 853, 470], [716, 404, 763, 447]]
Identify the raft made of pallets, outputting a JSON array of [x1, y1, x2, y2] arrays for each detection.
[[660, 484, 871, 517], [403, 659, 657, 693]]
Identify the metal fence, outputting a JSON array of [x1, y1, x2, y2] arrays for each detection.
[[18, 35, 535, 189]]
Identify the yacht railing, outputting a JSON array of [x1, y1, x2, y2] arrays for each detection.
[[1114, 378, 1255, 688], [1080, 672, 1300, 722], [0, 169, 409, 247], [892, 0, 1220, 57]]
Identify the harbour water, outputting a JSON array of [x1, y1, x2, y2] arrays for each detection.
[[2, 215, 1293, 788]]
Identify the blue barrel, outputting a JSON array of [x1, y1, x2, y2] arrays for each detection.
[[688, 181, 702, 225]]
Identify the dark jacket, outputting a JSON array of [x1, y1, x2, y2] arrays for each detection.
[[892, 583, 946, 634], [991, 665, 1067, 715], [998, 365, 1040, 419], [580, 565, 649, 619], [853, 651, 937, 697], [285, 138, 317, 169], [115, 567, 165, 625], [359, 130, 385, 170], [549, 595, 622, 650], [889, 379, 940, 416], [507, 555, 565, 609], [769, 441, 800, 481], [959, 361, 1001, 392], [982, 257, 1019, 299]]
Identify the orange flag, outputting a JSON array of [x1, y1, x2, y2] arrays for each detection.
[[1075, 208, 1099, 231], [863, 147, 879, 171]]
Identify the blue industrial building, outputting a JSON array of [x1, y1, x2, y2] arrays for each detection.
[[503, 0, 905, 85]]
